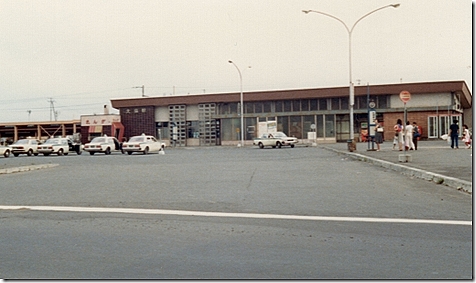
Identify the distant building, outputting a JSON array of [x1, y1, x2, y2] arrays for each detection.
[[111, 81, 471, 147], [0, 120, 81, 144]]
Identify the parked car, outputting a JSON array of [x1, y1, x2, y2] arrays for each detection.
[[84, 136, 121, 155], [38, 138, 71, 156], [253, 132, 298, 149], [11, 139, 40, 156], [0, 145, 11, 158], [122, 134, 165, 155]]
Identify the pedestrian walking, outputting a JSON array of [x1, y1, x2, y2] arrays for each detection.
[[462, 124, 471, 149], [449, 119, 459, 149], [374, 119, 383, 151], [394, 119, 403, 151], [412, 122, 421, 150], [404, 121, 415, 150]]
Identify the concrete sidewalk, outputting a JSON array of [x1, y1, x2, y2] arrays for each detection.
[[321, 140, 473, 194]]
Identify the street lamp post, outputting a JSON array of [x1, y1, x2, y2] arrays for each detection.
[[228, 60, 251, 147], [303, 4, 400, 150]]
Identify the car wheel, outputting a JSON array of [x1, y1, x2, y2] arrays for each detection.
[[258, 142, 264, 149], [290, 144, 295, 148], [89, 152, 95, 155], [13, 153, 19, 157], [43, 153, 50, 156], [58, 149, 63, 156], [4, 150, 10, 158], [127, 151, 133, 155], [105, 147, 111, 155], [34, 153, 38, 156], [27, 149, 33, 156], [143, 147, 149, 155], [64, 152, 68, 156], [277, 142, 282, 148]]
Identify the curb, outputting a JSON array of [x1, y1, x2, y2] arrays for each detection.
[[0, 164, 59, 175], [324, 147, 472, 195]]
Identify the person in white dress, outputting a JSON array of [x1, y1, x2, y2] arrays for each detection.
[[462, 124, 471, 149], [404, 121, 415, 150]]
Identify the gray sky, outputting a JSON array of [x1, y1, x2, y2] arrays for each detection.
[[0, 0, 472, 122]]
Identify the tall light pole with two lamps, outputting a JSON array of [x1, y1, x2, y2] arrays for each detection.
[[303, 4, 400, 151], [228, 60, 251, 147]]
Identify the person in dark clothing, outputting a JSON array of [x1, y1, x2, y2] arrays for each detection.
[[449, 119, 459, 149], [412, 122, 421, 150]]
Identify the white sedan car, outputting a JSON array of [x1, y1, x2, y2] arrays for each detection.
[[0, 145, 11, 158], [122, 134, 165, 155], [253, 132, 298, 149], [11, 139, 40, 157], [38, 138, 70, 156], [84, 136, 121, 155]]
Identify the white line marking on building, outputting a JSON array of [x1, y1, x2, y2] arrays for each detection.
[[0, 205, 471, 226]]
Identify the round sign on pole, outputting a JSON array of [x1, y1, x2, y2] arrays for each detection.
[[399, 90, 411, 103]]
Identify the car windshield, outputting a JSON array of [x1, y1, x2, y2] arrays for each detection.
[[128, 137, 145, 143], [90, 137, 106, 143], [273, 132, 287, 138], [44, 139, 60, 144], [14, 140, 29, 145]]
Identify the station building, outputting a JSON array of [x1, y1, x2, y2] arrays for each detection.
[[110, 80, 471, 147]]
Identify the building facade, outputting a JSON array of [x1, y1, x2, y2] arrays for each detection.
[[110, 81, 472, 147]]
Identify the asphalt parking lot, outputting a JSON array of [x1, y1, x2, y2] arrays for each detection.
[[0, 144, 472, 279]]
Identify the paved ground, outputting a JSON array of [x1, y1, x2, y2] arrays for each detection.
[[321, 139, 473, 193]]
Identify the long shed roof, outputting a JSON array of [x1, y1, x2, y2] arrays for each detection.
[[111, 80, 472, 109]]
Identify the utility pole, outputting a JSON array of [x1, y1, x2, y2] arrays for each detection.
[[48, 98, 56, 121]]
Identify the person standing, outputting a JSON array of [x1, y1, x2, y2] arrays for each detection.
[[374, 119, 383, 151], [394, 119, 404, 151], [462, 124, 471, 149], [449, 119, 459, 149], [404, 121, 415, 150], [412, 122, 421, 150]]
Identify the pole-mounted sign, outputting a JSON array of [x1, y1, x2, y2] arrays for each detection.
[[399, 90, 411, 104]]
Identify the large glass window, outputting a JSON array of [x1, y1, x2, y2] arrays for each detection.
[[316, 115, 324, 137], [290, 116, 302, 139], [187, 121, 199, 138], [275, 101, 283, 112], [356, 96, 367, 109], [292, 100, 300, 112], [283, 101, 292, 112], [377, 95, 388, 108], [263, 101, 272, 113], [310, 99, 318, 111], [219, 104, 227, 115], [230, 103, 237, 115], [221, 118, 240, 141], [428, 116, 437, 138], [245, 117, 256, 140], [331, 98, 340, 110], [325, 115, 335, 137], [318, 99, 327, 111], [156, 122, 169, 140], [341, 97, 349, 110], [245, 102, 253, 114], [254, 102, 263, 113], [303, 115, 315, 139], [301, 99, 309, 112], [277, 116, 289, 135]]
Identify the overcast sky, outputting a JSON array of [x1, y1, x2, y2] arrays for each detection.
[[0, 0, 472, 122]]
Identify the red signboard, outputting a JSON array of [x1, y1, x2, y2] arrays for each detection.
[[399, 90, 411, 103]]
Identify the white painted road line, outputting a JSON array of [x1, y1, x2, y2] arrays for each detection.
[[0, 205, 471, 226]]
